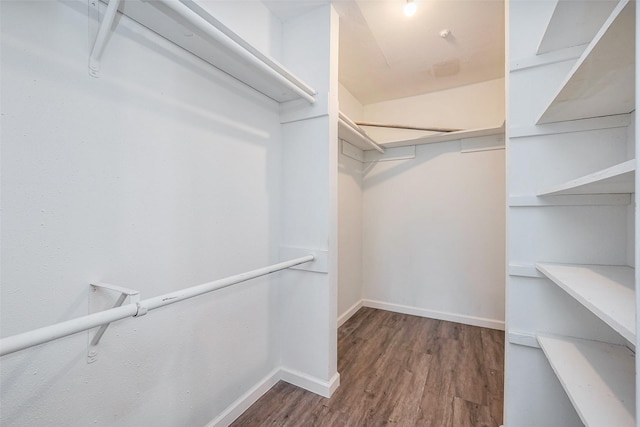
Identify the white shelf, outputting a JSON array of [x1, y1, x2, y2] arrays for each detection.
[[537, 0, 617, 54], [338, 112, 385, 153], [537, 159, 635, 196], [537, 335, 635, 427], [536, 263, 635, 343], [95, 0, 316, 103], [377, 123, 505, 149], [537, 0, 635, 124]]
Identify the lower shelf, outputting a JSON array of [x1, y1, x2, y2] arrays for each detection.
[[537, 335, 635, 427], [536, 263, 635, 344]]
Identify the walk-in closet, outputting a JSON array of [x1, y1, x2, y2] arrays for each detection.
[[2, 0, 635, 426]]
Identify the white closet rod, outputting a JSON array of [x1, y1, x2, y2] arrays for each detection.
[[157, 0, 317, 104], [0, 255, 314, 357], [338, 112, 385, 153]]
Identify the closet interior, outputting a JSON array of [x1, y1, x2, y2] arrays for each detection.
[[2, 0, 508, 426]]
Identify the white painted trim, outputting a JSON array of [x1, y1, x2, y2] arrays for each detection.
[[509, 194, 631, 207], [206, 368, 281, 427], [341, 140, 365, 162], [337, 299, 364, 327], [508, 331, 540, 348], [460, 146, 505, 154], [279, 247, 328, 273], [510, 44, 586, 72], [364, 146, 415, 163], [362, 299, 505, 331], [279, 94, 329, 124], [206, 367, 340, 426], [509, 113, 630, 139], [280, 368, 340, 398], [380, 124, 504, 149], [509, 263, 545, 278]]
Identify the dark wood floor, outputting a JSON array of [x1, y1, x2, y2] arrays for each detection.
[[232, 307, 504, 426]]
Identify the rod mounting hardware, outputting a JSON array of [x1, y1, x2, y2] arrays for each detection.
[[87, 282, 140, 363], [134, 302, 148, 317], [88, 0, 122, 77]]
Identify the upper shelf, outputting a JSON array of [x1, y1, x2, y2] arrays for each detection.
[[537, 0, 617, 54], [92, 0, 316, 104], [376, 123, 505, 149], [338, 112, 385, 153], [537, 335, 635, 427], [537, 0, 635, 124], [536, 263, 635, 344], [537, 159, 635, 196]]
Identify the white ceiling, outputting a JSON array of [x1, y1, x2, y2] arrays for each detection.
[[265, 0, 505, 105]]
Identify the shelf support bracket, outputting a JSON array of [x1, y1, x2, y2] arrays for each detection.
[[88, 0, 122, 77], [87, 282, 140, 363]]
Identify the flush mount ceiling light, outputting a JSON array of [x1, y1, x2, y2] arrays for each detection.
[[404, 0, 417, 17]]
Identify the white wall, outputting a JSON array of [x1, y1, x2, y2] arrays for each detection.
[[337, 84, 365, 324], [0, 1, 334, 425], [362, 136, 506, 328], [334, 78, 507, 330], [362, 78, 505, 143], [337, 146, 364, 324], [339, 82, 364, 121], [278, 4, 340, 393]]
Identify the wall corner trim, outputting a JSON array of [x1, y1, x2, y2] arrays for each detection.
[[205, 368, 281, 427], [362, 299, 505, 331], [337, 299, 364, 327], [280, 368, 340, 398], [206, 368, 340, 427]]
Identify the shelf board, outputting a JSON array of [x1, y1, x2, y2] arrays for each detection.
[[338, 112, 385, 153], [537, 159, 635, 196], [537, 335, 635, 427], [536, 263, 635, 343], [537, 0, 617, 54], [537, 0, 635, 124], [109, 0, 315, 103], [378, 123, 505, 149]]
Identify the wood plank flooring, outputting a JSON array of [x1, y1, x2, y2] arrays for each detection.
[[231, 307, 504, 426]]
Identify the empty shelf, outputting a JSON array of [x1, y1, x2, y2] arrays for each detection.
[[338, 112, 384, 153], [537, 160, 635, 196], [537, 335, 635, 427], [536, 263, 635, 343], [537, 0, 617, 54], [537, 0, 635, 124], [103, 0, 316, 103], [377, 123, 505, 149]]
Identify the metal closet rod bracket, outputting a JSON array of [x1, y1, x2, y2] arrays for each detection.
[[87, 282, 141, 363], [89, 0, 122, 77]]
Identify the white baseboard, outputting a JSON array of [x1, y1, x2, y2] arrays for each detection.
[[280, 368, 340, 398], [206, 368, 281, 427], [206, 368, 340, 427], [362, 299, 505, 331], [337, 299, 364, 327]]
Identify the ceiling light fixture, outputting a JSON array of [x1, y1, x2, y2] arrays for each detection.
[[404, 0, 417, 17]]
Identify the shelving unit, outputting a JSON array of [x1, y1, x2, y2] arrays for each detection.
[[507, 0, 638, 424], [91, 0, 316, 103], [537, 335, 635, 427], [537, 159, 635, 196], [537, 0, 635, 124], [536, 263, 635, 343]]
